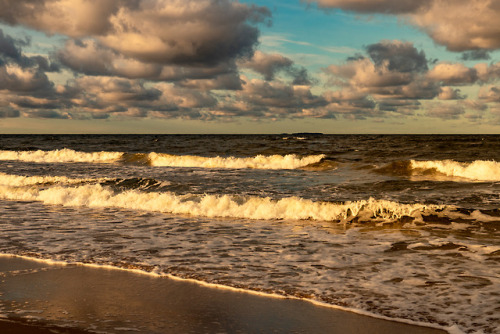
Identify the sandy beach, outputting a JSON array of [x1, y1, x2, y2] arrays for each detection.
[[0, 255, 448, 334]]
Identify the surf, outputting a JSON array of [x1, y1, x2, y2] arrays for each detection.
[[0, 149, 325, 170], [0, 174, 442, 222], [376, 159, 500, 182]]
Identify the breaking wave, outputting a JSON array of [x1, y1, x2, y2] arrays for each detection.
[[0, 175, 441, 222], [146, 153, 326, 170], [377, 159, 500, 182], [0, 149, 325, 170], [0, 149, 122, 164], [410, 160, 500, 182]]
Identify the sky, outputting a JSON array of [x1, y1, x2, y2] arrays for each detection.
[[0, 0, 500, 134]]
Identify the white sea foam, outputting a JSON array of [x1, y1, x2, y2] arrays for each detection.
[[411, 159, 500, 182], [0, 182, 439, 222], [0, 149, 325, 170], [0, 149, 122, 164], [147, 153, 325, 169]]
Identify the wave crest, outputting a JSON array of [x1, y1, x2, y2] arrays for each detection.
[[0, 149, 325, 170], [0, 180, 440, 222], [0, 149, 122, 164], [147, 153, 326, 170], [377, 159, 500, 182], [410, 160, 500, 182]]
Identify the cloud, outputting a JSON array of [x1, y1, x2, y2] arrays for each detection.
[[426, 103, 465, 120], [0, 29, 24, 60], [204, 78, 329, 119], [239, 51, 293, 81], [365, 40, 428, 73], [460, 50, 491, 61], [175, 73, 243, 91], [0, 64, 54, 94], [478, 86, 500, 103], [0, 28, 59, 71], [322, 41, 434, 117], [239, 51, 312, 84], [0, 0, 270, 66], [438, 87, 465, 100], [320, 40, 500, 120], [308, 0, 431, 14], [474, 62, 500, 83], [56, 38, 240, 87], [0, 108, 20, 118], [306, 0, 500, 52], [0, 0, 122, 36], [427, 63, 478, 85], [25, 110, 70, 119], [326, 41, 429, 92], [65, 76, 162, 114], [239, 78, 326, 111]]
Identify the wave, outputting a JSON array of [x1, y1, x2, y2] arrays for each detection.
[[0, 172, 104, 187], [0, 149, 325, 170], [143, 153, 325, 170], [0, 149, 122, 164], [0, 173, 172, 193], [0, 180, 441, 222], [410, 160, 500, 182], [377, 159, 500, 182]]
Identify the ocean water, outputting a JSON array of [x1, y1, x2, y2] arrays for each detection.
[[0, 134, 498, 333]]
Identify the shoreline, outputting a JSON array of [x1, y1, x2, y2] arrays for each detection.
[[0, 254, 450, 334]]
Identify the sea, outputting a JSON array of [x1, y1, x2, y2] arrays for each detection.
[[0, 134, 498, 333]]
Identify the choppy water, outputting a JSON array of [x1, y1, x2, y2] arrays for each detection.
[[0, 134, 499, 333]]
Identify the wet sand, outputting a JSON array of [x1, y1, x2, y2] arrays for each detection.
[[0, 255, 448, 333]]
